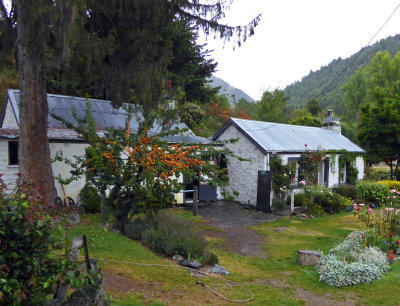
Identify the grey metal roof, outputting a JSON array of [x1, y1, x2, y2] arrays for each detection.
[[5, 89, 212, 144], [0, 128, 81, 140], [213, 118, 365, 154]]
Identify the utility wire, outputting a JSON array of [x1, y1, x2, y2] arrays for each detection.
[[242, 122, 280, 132], [316, 2, 400, 101]]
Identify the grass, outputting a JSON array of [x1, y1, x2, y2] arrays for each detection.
[[64, 211, 400, 305]]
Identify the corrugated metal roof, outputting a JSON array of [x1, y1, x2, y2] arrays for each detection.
[[4, 90, 212, 144], [0, 128, 215, 145], [0, 128, 82, 140], [213, 118, 365, 153]]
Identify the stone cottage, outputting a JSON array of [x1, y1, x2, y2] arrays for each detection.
[[212, 114, 365, 212]]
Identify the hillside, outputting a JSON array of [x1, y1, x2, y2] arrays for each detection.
[[208, 75, 255, 104], [284, 34, 400, 114]]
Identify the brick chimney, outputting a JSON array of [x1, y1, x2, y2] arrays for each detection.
[[322, 109, 341, 134]]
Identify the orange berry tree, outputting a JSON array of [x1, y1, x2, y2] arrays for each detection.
[[56, 103, 237, 233]]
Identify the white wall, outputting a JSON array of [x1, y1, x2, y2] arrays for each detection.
[[0, 139, 19, 190], [356, 156, 365, 181], [50, 142, 88, 203], [2, 101, 18, 128], [328, 154, 340, 188], [0, 139, 88, 202], [217, 125, 266, 205]]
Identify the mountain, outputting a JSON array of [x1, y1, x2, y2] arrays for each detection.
[[208, 75, 255, 104], [284, 34, 400, 114]]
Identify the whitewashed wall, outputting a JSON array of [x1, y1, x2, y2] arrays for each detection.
[[0, 139, 19, 190], [328, 154, 340, 188], [50, 142, 88, 203], [356, 156, 365, 181], [217, 125, 266, 205]]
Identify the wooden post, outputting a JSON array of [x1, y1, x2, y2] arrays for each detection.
[[193, 185, 198, 216], [83, 235, 91, 271], [290, 189, 295, 214], [53, 236, 83, 302]]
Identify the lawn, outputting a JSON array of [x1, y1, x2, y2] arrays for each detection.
[[64, 211, 400, 305]]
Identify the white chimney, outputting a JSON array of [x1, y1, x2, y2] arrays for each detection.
[[322, 109, 341, 134]]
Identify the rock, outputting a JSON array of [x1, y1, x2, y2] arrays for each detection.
[[179, 260, 202, 269], [211, 264, 230, 275], [369, 203, 378, 208], [67, 212, 80, 225], [344, 205, 354, 212], [172, 255, 184, 261]]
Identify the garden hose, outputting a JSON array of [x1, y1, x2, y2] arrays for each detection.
[[101, 258, 254, 303]]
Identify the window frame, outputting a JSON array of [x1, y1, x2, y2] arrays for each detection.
[[8, 140, 19, 167]]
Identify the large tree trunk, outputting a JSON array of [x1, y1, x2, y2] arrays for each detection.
[[17, 1, 57, 204]]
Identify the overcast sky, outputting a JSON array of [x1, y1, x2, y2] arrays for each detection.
[[198, 1, 400, 101]]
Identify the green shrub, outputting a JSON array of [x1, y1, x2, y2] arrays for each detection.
[[310, 186, 346, 214], [306, 203, 326, 217], [272, 197, 287, 210], [0, 182, 90, 304], [79, 184, 101, 213], [364, 167, 390, 181], [378, 180, 400, 191], [391, 213, 400, 235], [139, 212, 212, 262], [286, 192, 312, 207], [356, 181, 390, 205], [124, 217, 150, 240], [316, 231, 389, 287], [335, 184, 357, 199]]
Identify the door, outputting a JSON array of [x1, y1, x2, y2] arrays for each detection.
[[256, 170, 272, 213], [324, 158, 330, 187]]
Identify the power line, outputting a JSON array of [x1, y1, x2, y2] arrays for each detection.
[[243, 122, 280, 132], [316, 2, 400, 101]]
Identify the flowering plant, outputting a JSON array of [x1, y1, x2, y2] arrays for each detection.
[[356, 205, 400, 254], [299, 145, 326, 185], [270, 155, 296, 200]]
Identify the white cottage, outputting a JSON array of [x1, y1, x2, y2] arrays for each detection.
[[0, 89, 214, 204], [212, 116, 365, 212]]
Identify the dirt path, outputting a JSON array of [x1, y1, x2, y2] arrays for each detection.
[[197, 200, 290, 257]]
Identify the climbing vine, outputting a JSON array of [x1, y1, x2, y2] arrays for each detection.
[[270, 155, 297, 199], [326, 150, 359, 184], [299, 146, 326, 185]]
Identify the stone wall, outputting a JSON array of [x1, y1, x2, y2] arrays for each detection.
[[217, 125, 266, 205]]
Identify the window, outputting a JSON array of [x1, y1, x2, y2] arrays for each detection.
[[8, 141, 19, 166]]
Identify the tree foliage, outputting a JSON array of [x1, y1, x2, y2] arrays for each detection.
[[358, 88, 400, 179], [1, 0, 261, 109], [0, 0, 261, 201], [288, 109, 322, 127], [256, 88, 289, 123], [283, 34, 400, 112], [305, 99, 322, 116]]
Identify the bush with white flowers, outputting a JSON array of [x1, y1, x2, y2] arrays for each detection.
[[316, 231, 389, 287]]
